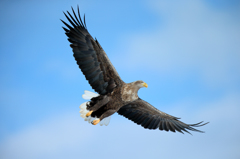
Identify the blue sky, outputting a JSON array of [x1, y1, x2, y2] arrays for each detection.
[[0, 0, 240, 158]]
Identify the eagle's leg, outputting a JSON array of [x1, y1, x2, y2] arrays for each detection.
[[86, 110, 93, 117], [92, 119, 100, 125], [91, 109, 116, 125], [88, 95, 110, 112]]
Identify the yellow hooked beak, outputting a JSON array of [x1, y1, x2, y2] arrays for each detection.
[[142, 82, 148, 88]]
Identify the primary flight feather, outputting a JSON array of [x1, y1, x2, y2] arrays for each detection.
[[61, 6, 208, 134]]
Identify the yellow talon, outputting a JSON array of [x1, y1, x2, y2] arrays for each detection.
[[92, 119, 100, 125], [86, 110, 93, 117]]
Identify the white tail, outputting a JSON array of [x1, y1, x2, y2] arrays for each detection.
[[79, 90, 111, 126], [82, 90, 99, 100]]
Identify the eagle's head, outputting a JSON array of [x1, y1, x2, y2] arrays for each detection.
[[134, 80, 148, 89]]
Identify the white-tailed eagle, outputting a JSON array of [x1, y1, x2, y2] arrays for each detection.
[[61, 6, 208, 134]]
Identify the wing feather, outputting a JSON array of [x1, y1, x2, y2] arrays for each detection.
[[61, 7, 123, 95], [118, 98, 209, 134]]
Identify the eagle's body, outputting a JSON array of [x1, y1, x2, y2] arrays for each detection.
[[88, 81, 146, 121], [61, 7, 208, 134]]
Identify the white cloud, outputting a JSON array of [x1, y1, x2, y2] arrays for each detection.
[[0, 113, 89, 159], [1, 1, 240, 159], [1, 93, 240, 159], [114, 0, 240, 88]]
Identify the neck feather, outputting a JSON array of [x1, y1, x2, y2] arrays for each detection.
[[121, 82, 140, 102]]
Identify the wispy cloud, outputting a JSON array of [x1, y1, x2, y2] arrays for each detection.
[[113, 0, 240, 88], [1, 0, 239, 159], [1, 93, 239, 159]]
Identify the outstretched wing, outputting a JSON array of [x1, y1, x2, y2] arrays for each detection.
[[61, 6, 123, 95], [118, 98, 208, 134]]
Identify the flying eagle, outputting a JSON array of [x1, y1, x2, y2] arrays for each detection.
[[61, 7, 208, 134]]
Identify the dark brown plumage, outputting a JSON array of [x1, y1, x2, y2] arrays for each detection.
[[61, 6, 209, 134]]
